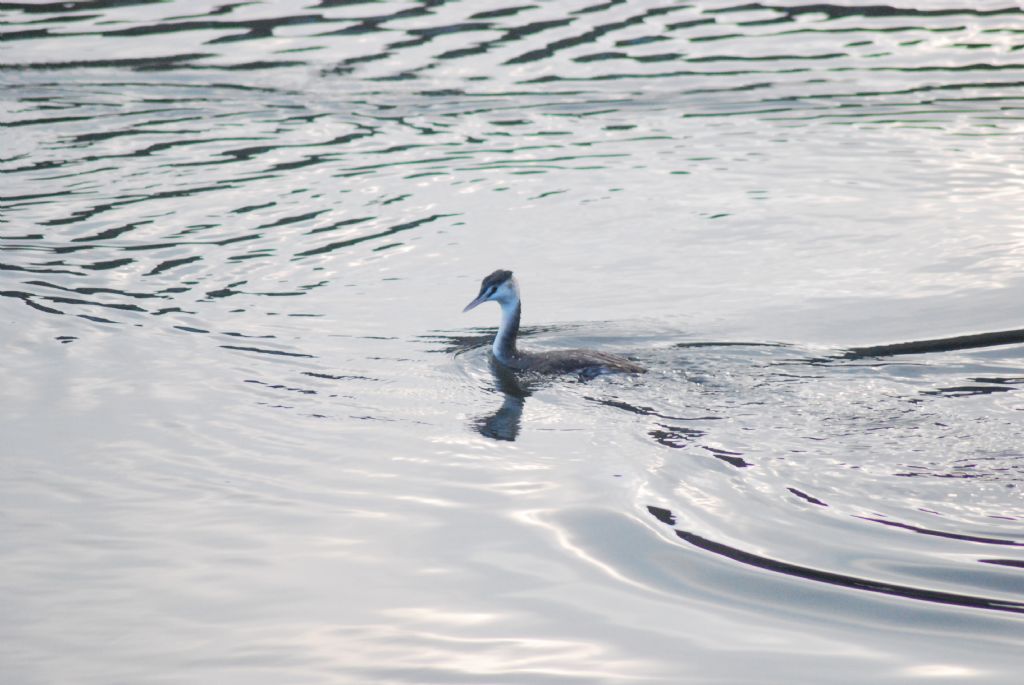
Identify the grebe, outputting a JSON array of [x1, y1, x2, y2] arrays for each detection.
[[462, 269, 646, 376]]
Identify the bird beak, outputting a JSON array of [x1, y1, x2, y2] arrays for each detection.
[[462, 292, 487, 313]]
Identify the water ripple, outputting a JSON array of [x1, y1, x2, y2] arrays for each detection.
[[4, 3, 1024, 682]]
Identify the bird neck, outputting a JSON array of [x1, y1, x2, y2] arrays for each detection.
[[492, 297, 521, 364]]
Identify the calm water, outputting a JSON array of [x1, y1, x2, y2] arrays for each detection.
[[2, 1, 1023, 683]]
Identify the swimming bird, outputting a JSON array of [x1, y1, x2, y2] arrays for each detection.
[[462, 269, 646, 376]]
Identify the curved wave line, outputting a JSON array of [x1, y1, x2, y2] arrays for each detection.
[[647, 506, 1024, 614]]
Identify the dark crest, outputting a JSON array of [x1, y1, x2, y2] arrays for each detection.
[[480, 269, 513, 290]]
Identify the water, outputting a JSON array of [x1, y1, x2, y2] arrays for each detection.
[[2, 1, 1023, 682]]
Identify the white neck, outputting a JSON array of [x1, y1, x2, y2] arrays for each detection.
[[491, 282, 521, 364]]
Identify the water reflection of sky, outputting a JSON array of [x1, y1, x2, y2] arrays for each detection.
[[3, 2, 1024, 684]]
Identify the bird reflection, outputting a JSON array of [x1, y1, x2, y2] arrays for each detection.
[[473, 356, 531, 441], [418, 329, 533, 441]]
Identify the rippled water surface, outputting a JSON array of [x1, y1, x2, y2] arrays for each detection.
[[3, 1, 1023, 683]]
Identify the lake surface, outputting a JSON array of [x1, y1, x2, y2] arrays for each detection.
[[2, 1, 1023, 682]]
